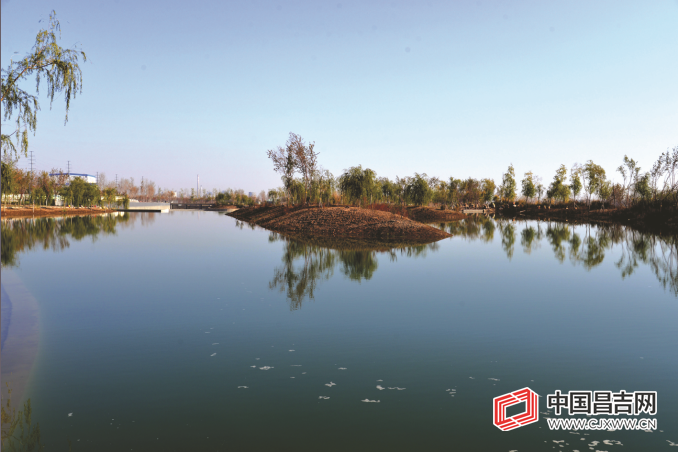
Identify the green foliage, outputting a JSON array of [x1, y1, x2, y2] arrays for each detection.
[[635, 173, 651, 201], [1, 11, 86, 159], [338, 165, 377, 206], [404, 173, 433, 206], [570, 166, 583, 201], [447, 178, 461, 207], [1, 160, 16, 196], [500, 164, 517, 201], [481, 178, 496, 204], [583, 160, 606, 206], [546, 164, 571, 203], [521, 171, 536, 202]]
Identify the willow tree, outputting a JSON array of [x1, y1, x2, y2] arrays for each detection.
[[338, 165, 377, 206], [1, 11, 86, 159], [405, 173, 433, 206]]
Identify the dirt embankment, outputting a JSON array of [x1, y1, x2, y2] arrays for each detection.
[[496, 204, 678, 234], [407, 206, 467, 222], [228, 205, 451, 243], [1, 206, 116, 219]]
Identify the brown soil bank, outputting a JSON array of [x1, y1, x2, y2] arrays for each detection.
[[496, 204, 678, 234], [1, 206, 116, 219], [407, 206, 467, 222], [228, 205, 451, 242]]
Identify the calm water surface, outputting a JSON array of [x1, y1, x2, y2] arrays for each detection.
[[1, 211, 677, 451]]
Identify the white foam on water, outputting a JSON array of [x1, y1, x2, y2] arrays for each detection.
[[319, 396, 330, 400], [361, 399, 380, 403], [325, 382, 337, 387], [237, 386, 248, 389], [388, 387, 406, 390], [469, 377, 474, 379], [376, 385, 385, 390], [210, 353, 217, 357], [666, 440, 677, 446], [338, 367, 347, 370], [376, 379, 383, 382], [289, 350, 295, 352], [290, 377, 295, 379], [302, 372, 307, 374], [68, 413, 73, 417], [259, 366, 274, 370], [603, 440, 622, 445], [250, 366, 257, 368], [488, 378, 500, 381]]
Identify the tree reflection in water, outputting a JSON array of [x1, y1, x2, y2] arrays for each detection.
[[268, 233, 441, 310], [1, 213, 132, 267], [436, 215, 678, 297]]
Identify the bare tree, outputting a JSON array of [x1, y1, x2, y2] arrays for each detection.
[[290, 133, 319, 203]]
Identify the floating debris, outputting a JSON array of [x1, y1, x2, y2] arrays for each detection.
[[68, 413, 73, 417], [210, 353, 217, 357], [361, 399, 380, 403], [259, 366, 274, 370], [237, 386, 248, 389], [338, 367, 347, 370], [318, 396, 330, 400], [488, 378, 500, 381], [376, 385, 385, 390], [325, 382, 337, 387]]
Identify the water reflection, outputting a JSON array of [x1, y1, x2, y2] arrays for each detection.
[[435, 216, 678, 296], [1, 213, 132, 267], [268, 233, 440, 310]]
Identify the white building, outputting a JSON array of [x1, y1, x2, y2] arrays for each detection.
[[49, 172, 97, 184]]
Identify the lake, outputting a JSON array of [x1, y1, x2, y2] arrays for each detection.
[[1, 211, 677, 451]]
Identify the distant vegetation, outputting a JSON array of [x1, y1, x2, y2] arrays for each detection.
[[262, 133, 678, 214]]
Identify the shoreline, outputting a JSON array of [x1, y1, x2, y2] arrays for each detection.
[[494, 204, 678, 234], [1, 205, 117, 219], [228, 205, 452, 243]]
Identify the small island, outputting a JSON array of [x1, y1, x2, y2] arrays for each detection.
[[228, 205, 455, 243]]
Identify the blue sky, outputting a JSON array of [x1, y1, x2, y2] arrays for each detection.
[[2, 0, 677, 194]]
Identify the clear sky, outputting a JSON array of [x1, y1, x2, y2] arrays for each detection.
[[2, 0, 677, 194]]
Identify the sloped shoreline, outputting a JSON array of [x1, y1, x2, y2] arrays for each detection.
[[227, 205, 452, 243]]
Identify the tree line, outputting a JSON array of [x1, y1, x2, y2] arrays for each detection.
[[265, 133, 678, 211]]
